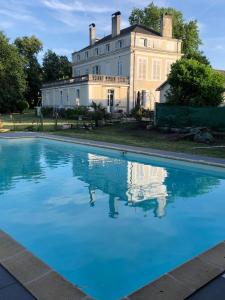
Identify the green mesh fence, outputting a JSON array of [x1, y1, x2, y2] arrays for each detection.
[[155, 104, 225, 129]]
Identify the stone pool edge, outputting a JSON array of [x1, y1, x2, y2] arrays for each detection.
[[0, 230, 92, 300], [1, 132, 225, 299]]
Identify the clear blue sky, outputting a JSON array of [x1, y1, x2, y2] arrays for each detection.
[[0, 0, 224, 69]]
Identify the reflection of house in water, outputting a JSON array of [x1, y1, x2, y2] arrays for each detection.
[[72, 152, 168, 218], [127, 162, 168, 217]]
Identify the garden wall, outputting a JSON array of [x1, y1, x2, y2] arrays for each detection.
[[155, 104, 225, 129]]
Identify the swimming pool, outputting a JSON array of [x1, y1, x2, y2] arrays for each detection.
[[0, 138, 225, 300]]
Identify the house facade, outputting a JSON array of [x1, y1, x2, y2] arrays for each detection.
[[42, 11, 182, 112]]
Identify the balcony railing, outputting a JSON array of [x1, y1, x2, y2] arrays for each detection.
[[42, 74, 129, 88]]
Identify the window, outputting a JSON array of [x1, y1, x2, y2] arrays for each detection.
[[95, 48, 99, 56], [74, 69, 80, 76], [153, 40, 160, 49], [77, 54, 80, 61], [138, 57, 147, 80], [117, 60, 123, 76], [85, 68, 89, 75], [85, 51, 89, 59], [106, 44, 110, 52], [117, 40, 123, 49], [76, 89, 80, 106], [93, 65, 101, 74], [166, 60, 173, 77], [140, 38, 148, 47], [153, 59, 161, 80]]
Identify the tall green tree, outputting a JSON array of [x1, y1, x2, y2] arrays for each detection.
[[166, 59, 225, 107], [42, 50, 72, 82], [129, 2, 202, 55], [0, 32, 26, 113], [14, 36, 43, 107]]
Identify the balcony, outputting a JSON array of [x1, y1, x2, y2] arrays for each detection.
[[42, 74, 129, 88]]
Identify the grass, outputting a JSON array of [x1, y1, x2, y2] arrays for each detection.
[[1, 111, 225, 158], [53, 123, 225, 159]]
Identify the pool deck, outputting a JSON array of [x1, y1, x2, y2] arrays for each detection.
[[1, 131, 225, 300]]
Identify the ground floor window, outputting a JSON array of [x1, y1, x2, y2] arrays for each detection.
[[107, 89, 114, 112]]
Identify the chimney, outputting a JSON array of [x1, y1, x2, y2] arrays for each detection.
[[112, 11, 121, 37], [160, 13, 173, 38], [89, 23, 96, 46]]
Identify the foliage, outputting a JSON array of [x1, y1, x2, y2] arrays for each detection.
[[90, 102, 107, 126], [14, 36, 43, 108], [129, 2, 202, 55], [41, 106, 54, 117], [17, 100, 29, 114], [64, 106, 89, 119], [183, 51, 210, 65], [131, 105, 150, 121], [166, 59, 225, 107], [42, 50, 72, 82], [0, 32, 26, 113]]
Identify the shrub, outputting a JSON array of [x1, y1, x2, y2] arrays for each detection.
[[64, 106, 89, 119], [131, 106, 150, 121], [41, 107, 53, 117], [17, 100, 29, 113]]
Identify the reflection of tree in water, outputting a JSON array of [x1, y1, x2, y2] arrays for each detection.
[[165, 169, 220, 199], [0, 140, 44, 194], [43, 143, 71, 169]]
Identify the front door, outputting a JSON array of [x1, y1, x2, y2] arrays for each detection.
[[107, 89, 114, 113]]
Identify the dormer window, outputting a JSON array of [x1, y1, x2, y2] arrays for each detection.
[[85, 51, 89, 59], [106, 44, 110, 52]]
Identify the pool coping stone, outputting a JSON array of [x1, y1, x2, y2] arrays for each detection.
[[1, 131, 225, 300]]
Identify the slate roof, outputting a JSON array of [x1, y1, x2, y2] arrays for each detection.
[[73, 24, 161, 54]]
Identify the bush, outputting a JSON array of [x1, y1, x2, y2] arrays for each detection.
[[17, 100, 29, 113], [41, 107, 53, 117], [131, 106, 150, 121], [64, 106, 89, 119]]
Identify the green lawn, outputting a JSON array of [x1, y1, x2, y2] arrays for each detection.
[[53, 124, 225, 159], [1, 111, 225, 158]]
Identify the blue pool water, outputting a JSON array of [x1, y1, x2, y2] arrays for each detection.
[[0, 138, 225, 300]]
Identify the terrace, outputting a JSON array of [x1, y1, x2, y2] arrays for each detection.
[[42, 74, 130, 88]]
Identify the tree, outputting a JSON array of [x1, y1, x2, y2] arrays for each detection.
[[184, 51, 210, 66], [14, 36, 43, 108], [166, 59, 225, 107], [0, 32, 26, 113], [42, 50, 72, 82], [129, 2, 202, 55]]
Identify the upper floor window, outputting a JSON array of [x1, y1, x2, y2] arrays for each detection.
[[117, 39, 123, 49], [140, 38, 148, 47], [77, 54, 80, 61], [138, 57, 147, 80], [166, 60, 174, 77], [106, 44, 110, 52], [117, 60, 123, 76], [153, 40, 160, 49], [153, 59, 161, 80], [95, 48, 99, 56], [93, 65, 101, 75], [85, 51, 89, 59]]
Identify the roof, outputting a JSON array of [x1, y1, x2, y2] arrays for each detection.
[[156, 80, 169, 91], [73, 24, 161, 54]]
